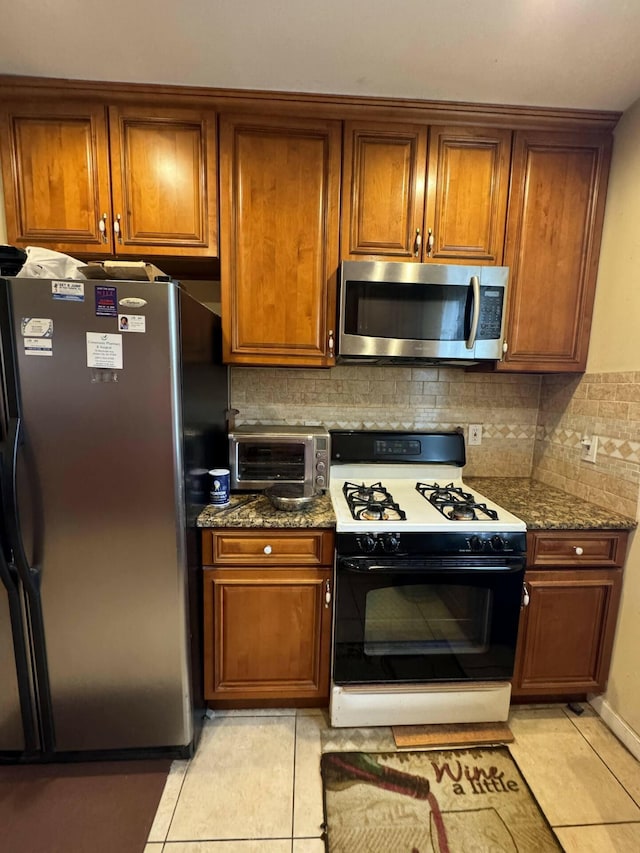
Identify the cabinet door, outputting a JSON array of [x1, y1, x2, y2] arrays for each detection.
[[0, 102, 112, 253], [341, 122, 428, 260], [424, 126, 511, 264], [220, 114, 341, 366], [203, 568, 332, 702], [512, 568, 622, 697], [108, 105, 218, 257], [500, 131, 612, 372]]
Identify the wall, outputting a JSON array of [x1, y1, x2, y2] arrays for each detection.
[[231, 365, 541, 477], [533, 97, 640, 747]]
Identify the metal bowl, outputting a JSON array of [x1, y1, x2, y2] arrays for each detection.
[[265, 484, 316, 512]]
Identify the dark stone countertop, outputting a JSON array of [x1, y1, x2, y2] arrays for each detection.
[[466, 477, 637, 531], [197, 492, 336, 529], [197, 480, 637, 532]]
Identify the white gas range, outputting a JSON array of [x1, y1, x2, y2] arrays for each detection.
[[327, 430, 527, 728]]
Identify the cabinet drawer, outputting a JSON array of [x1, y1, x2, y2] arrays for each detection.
[[202, 529, 334, 566], [527, 530, 628, 569]]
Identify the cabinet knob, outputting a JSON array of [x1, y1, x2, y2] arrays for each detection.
[[263, 545, 272, 555], [574, 546, 584, 556], [414, 227, 422, 257], [114, 213, 123, 243], [522, 582, 530, 607], [324, 579, 332, 608], [328, 329, 334, 357]]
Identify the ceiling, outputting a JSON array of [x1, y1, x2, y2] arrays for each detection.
[[3, 0, 640, 113]]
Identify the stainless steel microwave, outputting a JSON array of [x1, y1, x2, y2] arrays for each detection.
[[228, 425, 330, 492], [337, 261, 509, 364]]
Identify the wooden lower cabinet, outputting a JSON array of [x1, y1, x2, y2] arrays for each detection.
[[202, 529, 334, 705], [512, 530, 627, 699]]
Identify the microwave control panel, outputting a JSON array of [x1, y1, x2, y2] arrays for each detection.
[[477, 287, 504, 339]]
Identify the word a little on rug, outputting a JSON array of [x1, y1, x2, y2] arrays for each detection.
[[431, 758, 521, 796]]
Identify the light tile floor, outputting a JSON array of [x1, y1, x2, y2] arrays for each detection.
[[145, 704, 640, 852]]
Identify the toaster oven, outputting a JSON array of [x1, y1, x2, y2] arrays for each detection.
[[228, 425, 330, 493]]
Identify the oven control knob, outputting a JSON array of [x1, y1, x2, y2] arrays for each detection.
[[468, 535, 483, 552], [359, 535, 377, 553], [491, 535, 505, 551], [316, 461, 326, 473], [382, 534, 400, 553]]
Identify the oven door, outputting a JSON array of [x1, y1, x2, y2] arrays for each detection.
[[332, 556, 525, 685]]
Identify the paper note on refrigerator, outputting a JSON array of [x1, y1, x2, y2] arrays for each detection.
[[86, 333, 123, 369]]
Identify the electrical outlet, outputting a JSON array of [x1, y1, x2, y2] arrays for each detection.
[[581, 435, 599, 463], [468, 424, 482, 446]]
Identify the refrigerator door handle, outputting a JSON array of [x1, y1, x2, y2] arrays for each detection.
[[0, 462, 39, 753], [1, 416, 56, 753], [3, 417, 40, 590]]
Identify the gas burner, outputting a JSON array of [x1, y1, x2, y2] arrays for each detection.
[[358, 504, 405, 522], [416, 481, 499, 522], [449, 504, 476, 521], [347, 483, 390, 504], [419, 482, 474, 502], [343, 481, 407, 522]]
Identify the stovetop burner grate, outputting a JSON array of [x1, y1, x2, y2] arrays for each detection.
[[416, 481, 499, 521], [342, 481, 407, 522]]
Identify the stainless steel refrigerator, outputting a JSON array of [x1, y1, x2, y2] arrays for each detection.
[[0, 276, 228, 762]]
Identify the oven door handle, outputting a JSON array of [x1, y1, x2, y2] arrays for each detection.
[[338, 558, 525, 573]]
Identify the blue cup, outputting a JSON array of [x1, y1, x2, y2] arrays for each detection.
[[209, 468, 230, 506]]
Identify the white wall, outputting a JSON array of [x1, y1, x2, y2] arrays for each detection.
[[587, 96, 640, 741], [588, 100, 640, 372]]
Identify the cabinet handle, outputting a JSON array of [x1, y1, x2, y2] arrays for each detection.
[[427, 228, 434, 257], [114, 213, 123, 243], [328, 329, 334, 357], [574, 546, 584, 556], [502, 340, 508, 354], [98, 213, 108, 243], [324, 579, 332, 608], [414, 228, 422, 257], [263, 545, 272, 555], [522, 582, 530, 608]]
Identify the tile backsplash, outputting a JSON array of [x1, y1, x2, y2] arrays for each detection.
[[231, 365, 640, 518], [533, 372, 640, 519], [231, 365, 541, 477]]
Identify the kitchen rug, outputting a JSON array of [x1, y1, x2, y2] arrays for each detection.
[[392, 721, 514, 749], [0, 758, 170, 853], [321, 747, 562, 852]]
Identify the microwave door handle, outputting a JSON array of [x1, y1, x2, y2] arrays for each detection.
[[465, 275, 480, 350]]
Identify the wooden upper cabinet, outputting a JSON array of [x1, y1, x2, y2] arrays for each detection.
[[0, 102, 112, 254], [341, 122, 427, 260], [425, 126, 511, 264], [107, 105, 217, 256], [341, 122, 511, 264], [0, 100, 218, 258], [219, 114, 341, 366], [500, 130, 612, 372]]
